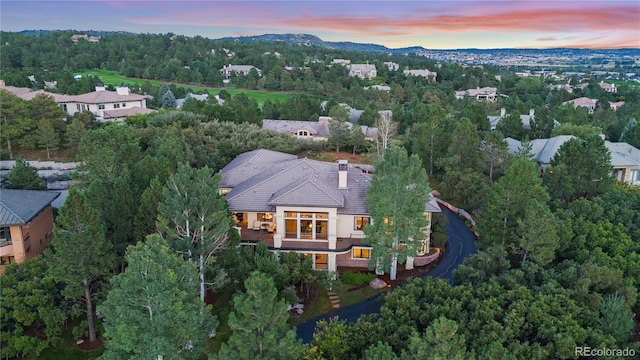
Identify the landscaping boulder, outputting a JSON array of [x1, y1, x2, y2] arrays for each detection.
[[369, 278, 387, 289]]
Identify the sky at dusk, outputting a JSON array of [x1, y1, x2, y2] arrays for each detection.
[[2, 0, 639, 49]]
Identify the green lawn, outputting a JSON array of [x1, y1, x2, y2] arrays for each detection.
[[76, 69, 295, 106], [604, 79, 640, 89]]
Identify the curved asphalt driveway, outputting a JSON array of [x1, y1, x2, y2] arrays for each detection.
[[296, 206, 477, 343]]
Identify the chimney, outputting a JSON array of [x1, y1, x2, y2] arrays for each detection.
[[116, 86, 130, 96], [529, 109, 535, 117], [95, 85, 106, 92], [500, 108, 506, 117], [338, 160, 348, 189]]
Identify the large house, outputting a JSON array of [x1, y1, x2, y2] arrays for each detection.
[[0, 190, 60, 272], [506, 136, 640, 186], [262, 118, 378, 141], [219, 65, 262, 80], [488, 108, 560, 131], [1, 83, 152, 121], [598, 81, 617, 93], [219, 149, 441, 272], [403, 69, 437, 81], [563, 97, 598, 114], [455, 87, 498, 102], [346, 64, 377, 79]]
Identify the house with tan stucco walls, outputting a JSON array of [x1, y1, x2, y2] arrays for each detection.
[[219, 149, 440, 272]]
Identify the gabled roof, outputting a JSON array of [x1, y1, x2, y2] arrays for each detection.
[[506, 135, 575, 165], [220, 149, 298, 188], [605, 141, 640, 168], [262, 120, 328, 137], [221, 149, 440, 215], [0, 189, 60, 226], [268, 173, 345, 208]]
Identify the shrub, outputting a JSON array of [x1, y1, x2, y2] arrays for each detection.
[[339, 271, 376, 286], [431, 232, 448, 248]]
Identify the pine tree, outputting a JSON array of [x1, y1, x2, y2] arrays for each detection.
[[50, 187, 115, 342], [5, 157, 46, 190], [99, 235, 217, 360], [36, 119, 59, 159], [216, 272, 302, 360]]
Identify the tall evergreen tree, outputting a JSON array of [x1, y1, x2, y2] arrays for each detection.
[[544, 135, 614, 203], [363, 147, 431, 280], [327, 105, 351, 154], [36, 119, 59, 159], [215, 272, 302, 360], [99, 235, 217, 360], [50, 187, 115, 342], [478, 157, 549, 249]]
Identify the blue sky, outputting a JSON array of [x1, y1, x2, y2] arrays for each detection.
[[2, 1, 639, 49]]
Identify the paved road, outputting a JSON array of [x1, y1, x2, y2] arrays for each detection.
[[296, 206, 477, 343]]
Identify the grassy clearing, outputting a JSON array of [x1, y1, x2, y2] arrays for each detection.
[[605, 79, 640, 89], [76, 69, 295, 106], [289, 282, 386, 325]]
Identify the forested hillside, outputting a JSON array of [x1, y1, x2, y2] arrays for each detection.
[[0, 30, 639, 359]]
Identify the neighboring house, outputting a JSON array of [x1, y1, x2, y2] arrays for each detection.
[[0, 190, 60, 272], [175, 93, 224, 108], [364, 85, 391, 92], [563, 97, 597, 114], [71, 34, 100, 43], [574, 83, 589, 90], [261, 118, 378, 141], [606, 141, 640, 185], [219, 149, 441, 272], [346, 64, 377, 79], [455, 87, 498, 102], [319, 102, 365, 123], [331, 59, 351, 66], [384, 62, 399, 71], [609, 101, 625, 111], [598, 81, 617, 93], [487, 108, 560, 131], [219, 65, 262, 80], [548, 83, 574, 93], [506, 136, 640, 186], [1, 83, 152, 121], [403, 69, 437, 81]]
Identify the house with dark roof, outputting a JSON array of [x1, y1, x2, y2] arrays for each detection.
[[506, 136, 640, 186], [261, 118, 378, 141], [0, 189, 60, 271], [219, 149, 440, 272], [488, 108, 560, 131]]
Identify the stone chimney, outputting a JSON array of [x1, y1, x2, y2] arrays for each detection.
[[0, 80, 5, 87], [500, 108, 506, 117], [95, 85, 106, 92], [529, 109, 535, 117], [338, 160, 348, 189], [115, 86, 130, 96], [318, 116, 331, 125]]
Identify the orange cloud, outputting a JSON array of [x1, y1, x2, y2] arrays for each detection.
[[280, 6, 640, 36]]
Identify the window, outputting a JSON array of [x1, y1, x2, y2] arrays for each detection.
[[296, 130, 309, 137], [113, 103, 121, 109], [60, 104, 67, 112], [257, 213, 273, 221], [284, 212, 328, 240], [352, 247, 370, 259], [122, 103, 127, 108], [315, 254, 328, 270], [219, 188, 230, 196], [0, 227, 11, 246], [98, 104, 105, 110], [354, 216, 370, 230], [0, 256, 16, 265], [76, 104, 81, 111]]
